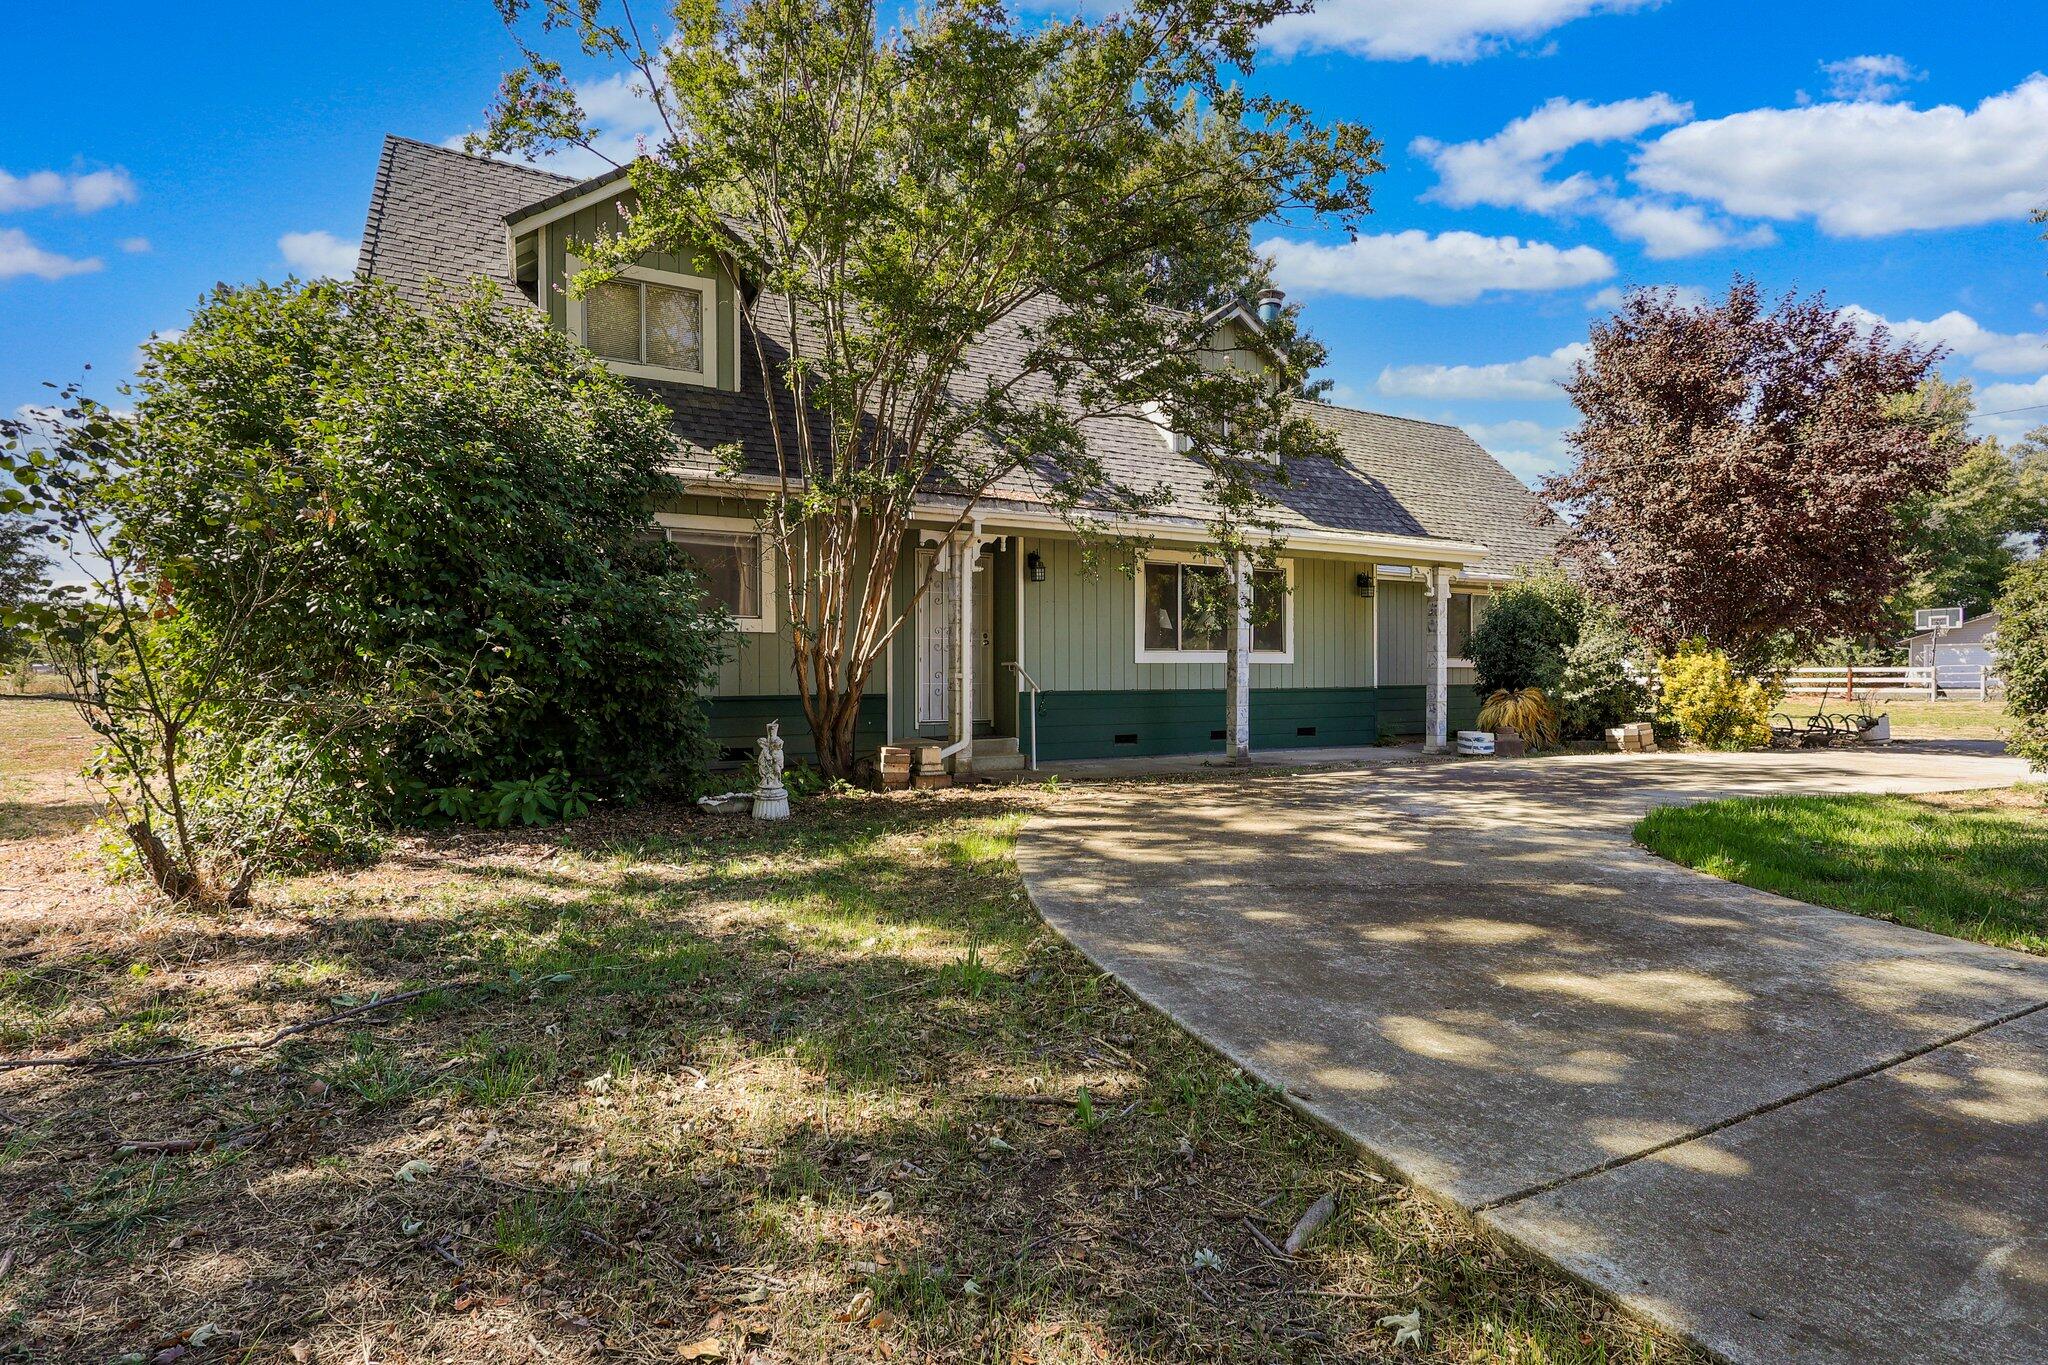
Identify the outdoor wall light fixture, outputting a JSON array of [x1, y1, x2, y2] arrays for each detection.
[[1027, 552, 1046, 583], [1355, 572, 1374, 599]]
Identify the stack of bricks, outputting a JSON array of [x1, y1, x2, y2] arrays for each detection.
[[1606, 721, 1658, 753], [911, 742, 951, 789], [880, 743, 952, 790]]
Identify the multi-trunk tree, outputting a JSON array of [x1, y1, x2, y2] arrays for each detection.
[[476, 0, 1381, 777], [1544, 281, 1952, 670]]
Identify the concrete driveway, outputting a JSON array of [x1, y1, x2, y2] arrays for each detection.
[[1017, 748, 2048, 1364]]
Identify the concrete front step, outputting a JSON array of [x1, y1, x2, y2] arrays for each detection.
[[971, 751, 1027, 773]]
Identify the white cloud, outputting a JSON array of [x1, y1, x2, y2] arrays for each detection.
[[1415, 94, 1691, 212], [1585, 282, 1709, 310], [1598, 199, 1777, 258], [1841, 305, 2048, 376], [1633, 74, 2048, 237], [278, 230, 361, 279], [1459, 418, 1573, 481], [0, 166, 137, 214], [1262, 230, 1613, 305], [1376, 342, 1589, 400], [1822, 54, 1925, 104], [573, 71, 668, 138], [0, 227, 101, 281], [1458, 419, 1564, 482], [119, 236, 151, 254], [1415, 95, 1776, 258], [1975, 375, 2048, 440], [1264, 0, 1663, 62]]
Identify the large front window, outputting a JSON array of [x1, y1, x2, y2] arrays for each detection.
[[1140, 559, 1288, 659], [655, 515, 774, 632], [666, 528, 760, 618]]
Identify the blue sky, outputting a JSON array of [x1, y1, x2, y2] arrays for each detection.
[[4, 0, 2046, 486]]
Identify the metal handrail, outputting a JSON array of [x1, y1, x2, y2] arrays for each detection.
[[1003, 661, 1042, 771]]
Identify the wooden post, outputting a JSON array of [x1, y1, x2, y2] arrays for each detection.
[[1223, 553, 1252, 765], [1426, 567, 1449, 752], [954, 533, 975, 776]]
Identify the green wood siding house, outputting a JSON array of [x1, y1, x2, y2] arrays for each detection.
[[356, 136, 1559, 768]]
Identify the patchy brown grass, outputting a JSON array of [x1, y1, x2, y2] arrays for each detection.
[[0, 699, 99, 843], [1, 707, 1694, 1364]]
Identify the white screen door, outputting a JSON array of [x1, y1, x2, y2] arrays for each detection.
[[915, 546, 995, 728]]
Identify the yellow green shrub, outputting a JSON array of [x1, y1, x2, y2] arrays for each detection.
[[1657, 642, 1778, 750]]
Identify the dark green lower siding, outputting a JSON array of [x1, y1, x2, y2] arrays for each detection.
[[1375, 685, 1484, 737], [702, 695, 888, 766], [1028, 685, 1484, 761]]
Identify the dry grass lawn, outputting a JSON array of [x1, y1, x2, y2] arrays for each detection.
[[1776, 696, 2009, 741], [1, 701, 1694, 1363]]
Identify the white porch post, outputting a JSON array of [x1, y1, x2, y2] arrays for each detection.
[[953, 532, 975, 776], [1426, 566, 1449, 752], [1224, 553, 1252, 764]]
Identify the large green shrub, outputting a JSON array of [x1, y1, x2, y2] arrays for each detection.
[[1467, 568, 1647, 739], [124, 278, 730, 813], [1466, 570, 1577, 696], [1558, 608, 1651, 738], [1999, 557, 2048, 771], [1658, 641, 1777, 750]]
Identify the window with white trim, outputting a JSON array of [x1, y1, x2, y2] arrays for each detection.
[[655, 514, 775, 632], [569, 258, 719, 386], [1137, 556, 1291, 662], [1448, 589, 1488, 663], [588, 278, 702, 371]]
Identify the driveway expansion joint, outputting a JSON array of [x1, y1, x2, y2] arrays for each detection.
[[1472, 991, 2048, 1213]]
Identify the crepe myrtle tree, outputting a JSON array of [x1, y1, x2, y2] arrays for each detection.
[[1543, 281, 1951, 672], [475, 0, 1380, 778]]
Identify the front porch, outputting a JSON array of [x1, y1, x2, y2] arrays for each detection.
[[891, 522, 1484, 777]]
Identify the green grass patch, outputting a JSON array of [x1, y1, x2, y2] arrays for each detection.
[[316, 1032, 430, 1108], [1636, 788, 2048, 953], [1777, 697, 2008, 740]]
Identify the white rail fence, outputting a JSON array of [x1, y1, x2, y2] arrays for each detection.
[[1781, 666, 1998, 700]]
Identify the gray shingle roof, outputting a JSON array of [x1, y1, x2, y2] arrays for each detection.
[[356, 133, 1561, 572], [1303, 402, 1563, 577], [355, 136, 576, 310]]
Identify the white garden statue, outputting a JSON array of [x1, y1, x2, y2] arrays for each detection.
[[752, 720, 790, 820]]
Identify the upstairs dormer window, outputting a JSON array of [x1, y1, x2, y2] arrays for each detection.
[[589, 278, 701, 370], [568, 257, 718, 386]]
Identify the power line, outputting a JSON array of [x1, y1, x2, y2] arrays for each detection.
[[1982, 402, 2048, 417]]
